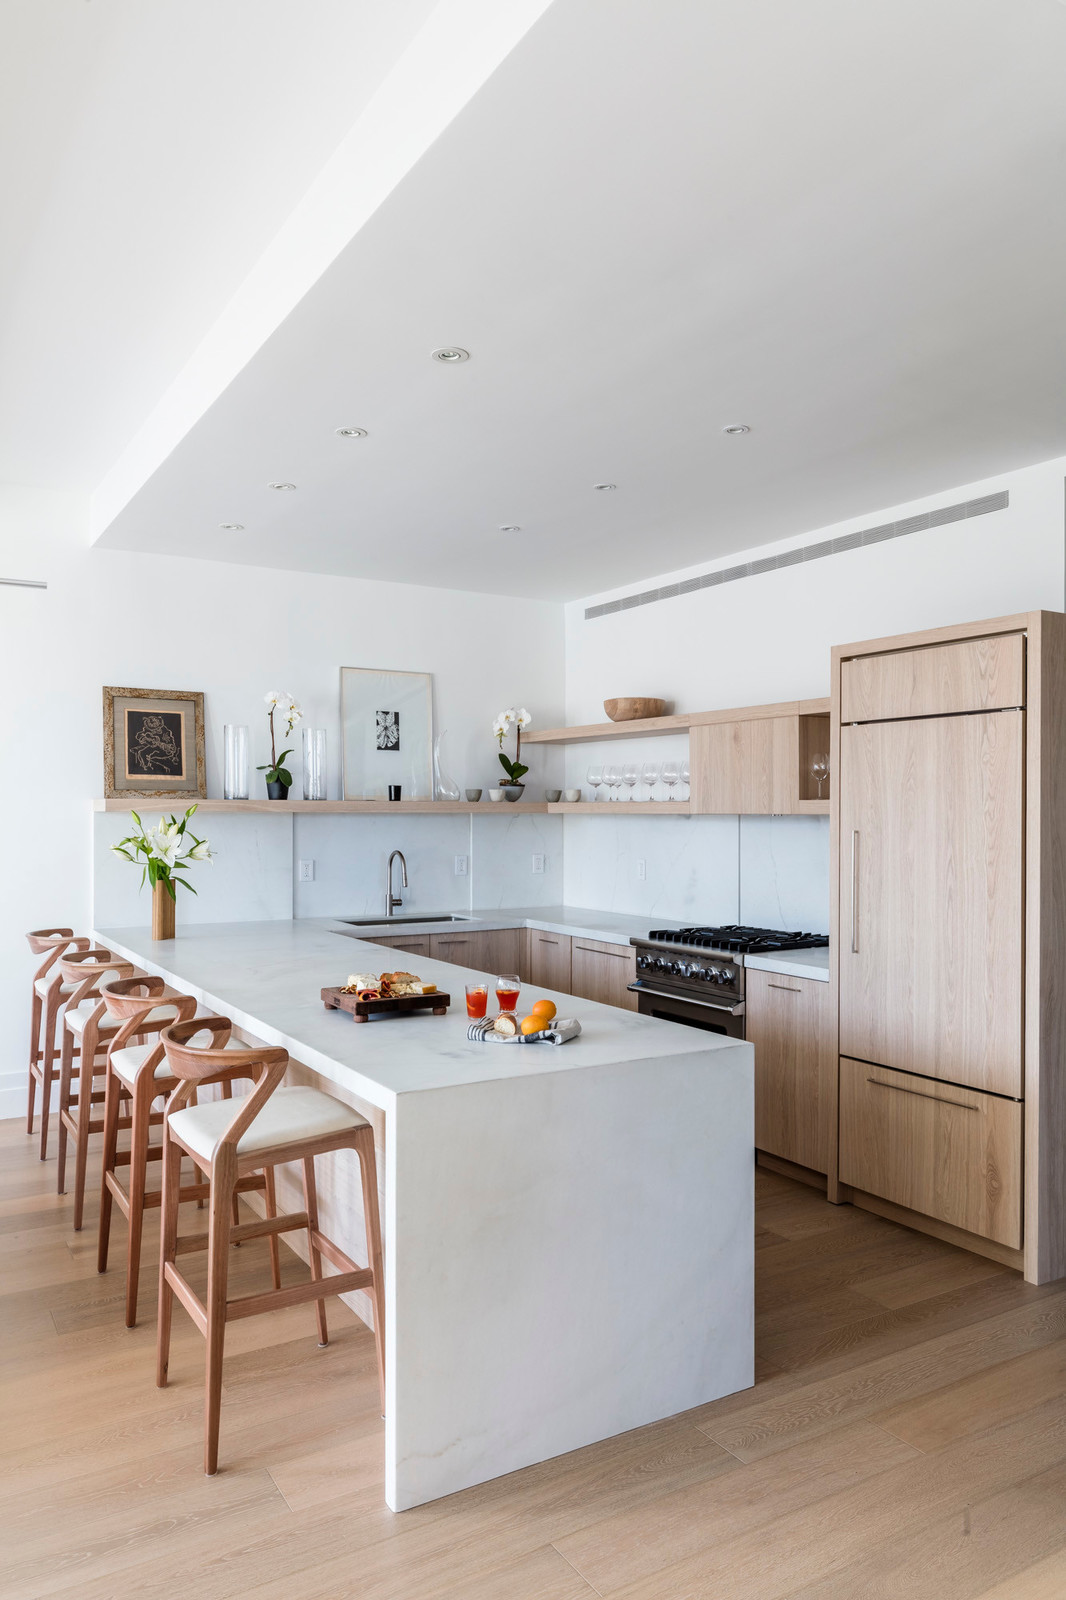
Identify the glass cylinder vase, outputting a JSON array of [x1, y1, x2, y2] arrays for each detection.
[[223, 724, 249, 800], [303, 727, 327, 801]]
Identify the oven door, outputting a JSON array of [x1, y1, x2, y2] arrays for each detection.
[[628, 983, 745, 1039]]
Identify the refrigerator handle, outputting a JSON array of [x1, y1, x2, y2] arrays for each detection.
[[850, 830, 860, 953]]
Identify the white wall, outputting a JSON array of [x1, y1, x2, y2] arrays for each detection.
[[561, 457, 1066, 918], [1, 486, 564, 1113]]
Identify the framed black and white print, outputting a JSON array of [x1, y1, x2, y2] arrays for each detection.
[[375, 710, 400, 751], [103, 686, 206, 799], [341, 669, 432, 799]]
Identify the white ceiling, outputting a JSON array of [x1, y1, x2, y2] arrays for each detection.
[[13, 2, 1066, 600]]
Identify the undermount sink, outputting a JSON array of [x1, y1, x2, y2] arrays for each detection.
[[341, 915, 472, 926]]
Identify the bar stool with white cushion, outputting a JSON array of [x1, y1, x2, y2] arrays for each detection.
[[157, 1016, 385, 1476], [55, 947, 142, 1225], [26, 928, 89, 1158]]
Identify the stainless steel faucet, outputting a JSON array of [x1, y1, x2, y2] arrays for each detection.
[[385, 849, 408, 917]]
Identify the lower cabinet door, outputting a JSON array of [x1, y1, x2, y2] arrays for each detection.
[[428, 929, 522, 975], [429, 932, 483, 967], [368, 934, 432, 959], [528, 930, 572, 992], [570, 939, 637, 1010], [838, 1056, 1022, 1247], [745, 969, 833, 1175]]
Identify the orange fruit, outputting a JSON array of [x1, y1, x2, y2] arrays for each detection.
[[531, 998, 557, 1021], [519, 1014, 543, 1035]]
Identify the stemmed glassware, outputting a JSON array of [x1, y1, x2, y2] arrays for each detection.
[[642, 761, 660, 803], [587, 764, 604, 803], [810, 755, 830, 798], [678, 760, 691, 803], [604, 764, 623, 800], [622, 760, 640, 802], [661, 760, 681, 800]]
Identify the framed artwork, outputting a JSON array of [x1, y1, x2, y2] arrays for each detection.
[[102, 686, 206, 799], [341, 668, 433, 799]]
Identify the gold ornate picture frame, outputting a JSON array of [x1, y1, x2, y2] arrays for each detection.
[[102, 686, 206, 800]]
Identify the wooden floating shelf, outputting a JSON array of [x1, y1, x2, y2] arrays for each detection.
[[524, 697, 830, 745], [93, 799, 549, 815], [547, 801, 692, 814]]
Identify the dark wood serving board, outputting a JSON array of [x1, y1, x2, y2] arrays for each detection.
[[321, 986, 450, 1023]]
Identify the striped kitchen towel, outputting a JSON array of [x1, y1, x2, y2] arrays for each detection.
[[467, 1018, 582, 1046]]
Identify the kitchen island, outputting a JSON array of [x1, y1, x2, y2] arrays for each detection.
[[97, 918, 754, 1511]]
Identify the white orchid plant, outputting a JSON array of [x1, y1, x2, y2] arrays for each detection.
[[493, 706, 532, 784], [257, 691, 303, 789], [111, 805, 213, 900]]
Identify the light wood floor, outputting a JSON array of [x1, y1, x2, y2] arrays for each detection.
[[3, 1119, 1066, 1600]]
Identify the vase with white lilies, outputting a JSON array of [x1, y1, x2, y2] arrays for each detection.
[[111, 805, 213, 940], [493, 706, 532, 800], [257, 691, 303, 798]]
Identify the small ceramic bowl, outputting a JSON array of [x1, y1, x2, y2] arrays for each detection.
[[545, 789, 562, 803], [488, 788, 505, 802], [465, 788, 482, 801], [563, 788, 581, 802]]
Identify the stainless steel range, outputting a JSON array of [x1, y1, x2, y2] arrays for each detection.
[[628, 925, 830, 1037]]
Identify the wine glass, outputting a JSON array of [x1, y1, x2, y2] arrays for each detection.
[[642, 761, 660, 802], [604, 764, 622, 800], [678, 760, 691, 802], [622, 760, 640, 802], [661, 760, 681, 799], [587, 764, 604, 802], [810, 755, 830, 798]]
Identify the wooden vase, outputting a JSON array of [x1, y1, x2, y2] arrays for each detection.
[[152, 879, 176, 941]]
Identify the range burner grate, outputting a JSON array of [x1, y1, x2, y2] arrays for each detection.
[[646, 924, 830, 954]]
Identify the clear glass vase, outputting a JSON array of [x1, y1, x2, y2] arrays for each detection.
[[433, 731, 461, 801], [303, 727, 327, 801], [223, 724, 249, 800]]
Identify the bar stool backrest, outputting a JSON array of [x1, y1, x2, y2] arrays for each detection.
[[101, 975, 198, 1060], [27, 929, 89, 987], [161, 1017, 289, 1163], [59, 948, 137, 1015]]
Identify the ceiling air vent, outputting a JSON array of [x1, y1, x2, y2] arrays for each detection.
[[584, 490, 1009, 620]]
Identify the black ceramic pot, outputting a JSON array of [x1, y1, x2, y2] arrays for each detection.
[[266, 780, 290, 800]]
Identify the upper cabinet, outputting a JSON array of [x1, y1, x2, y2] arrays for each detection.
[[841, 633, 1025, 722], [690, 706, 830, 815]]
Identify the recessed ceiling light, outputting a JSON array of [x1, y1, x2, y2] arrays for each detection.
[[499, 525, 522, 533], [218, 523, 244, 531], [335, 427, 367, 438], [722, 424, 751, 435], [268, 482, 296, 490], [432, 347, 470, 363], [594, 482, 617, 491]]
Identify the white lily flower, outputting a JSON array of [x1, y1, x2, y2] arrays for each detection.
[[188, 839, 213, 863], [514, 707, 532, 728]]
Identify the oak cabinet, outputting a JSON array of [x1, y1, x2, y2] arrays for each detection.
[[840, 633, 1025, 723], [838, 710, 1024, 1099], [690, 710, 830, 815], [364, 934, 432, 959], [428, 928, 522, 975], [527, 929, 572, 992], [570, 938, 637, 1010], [746, 969, 834, 1175], [838, 1056, 1022, 1249]]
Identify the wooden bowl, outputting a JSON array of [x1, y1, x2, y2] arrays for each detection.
[[603, 697, 668, 722]]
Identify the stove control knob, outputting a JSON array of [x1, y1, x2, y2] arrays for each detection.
[[664, 962, 681, 976], [654, 957, 669, 972], [716, 968, 732, 985], [637, 953, 652, 970], [697, 966, 714, 981]]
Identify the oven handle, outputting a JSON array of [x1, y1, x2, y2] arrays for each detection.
[[627, 983, 745, 1018]]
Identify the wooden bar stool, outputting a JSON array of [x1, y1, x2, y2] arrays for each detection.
[[26, 929, 89, 1157], [56, 947, 143, 1227], [157, 1017, 386, 1476], [98, 977, 249, 1327]]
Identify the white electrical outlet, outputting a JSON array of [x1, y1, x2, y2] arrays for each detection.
[[454, 854, 468, 876], [298, 860, 315, 882], [532, 853, 545, 874], [636, 858, 647, 880]]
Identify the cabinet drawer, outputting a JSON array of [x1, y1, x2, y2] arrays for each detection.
[[841, 634, 1024, 722], [570, 939, 637, 1011], [367, 934, 432, 958], [746, 969, 833, 1174], [838, 1057, 1022, 1247], [528, 929, 572, 991]]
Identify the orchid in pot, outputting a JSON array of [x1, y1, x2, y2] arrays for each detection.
[[111, 805, 213, 940], [257, 691, 303, 798], [493, 706, 532, 800]]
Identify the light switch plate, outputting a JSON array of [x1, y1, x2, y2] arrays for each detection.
[[532, 854, 545, 874], [636, 859, 646, 880], [454, 855, 468, 876], [298, 860, 315, 882]]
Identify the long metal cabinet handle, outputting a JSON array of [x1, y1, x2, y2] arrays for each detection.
[[850, 830, 860, 953], [866, 1077, 977, 1113]]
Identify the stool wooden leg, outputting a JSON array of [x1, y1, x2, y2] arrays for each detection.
[[156, 1126, 183, 1390], [263, 1166, 282, 1292], [123, 1082, 154, 1327], [71, 1040, 98, 1231], [355, 1129, 386, 1414], [204, 1153, 236, 1476], [55, 1029, 74, 1191], [27, 992, 41, 1133], [97, 1065, 122, 1274], [301, 1157, 329, 1347]]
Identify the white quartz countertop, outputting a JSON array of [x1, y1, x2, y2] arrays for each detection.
[[96, 918, 738, 1112], [329, 904, 831, 981]]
